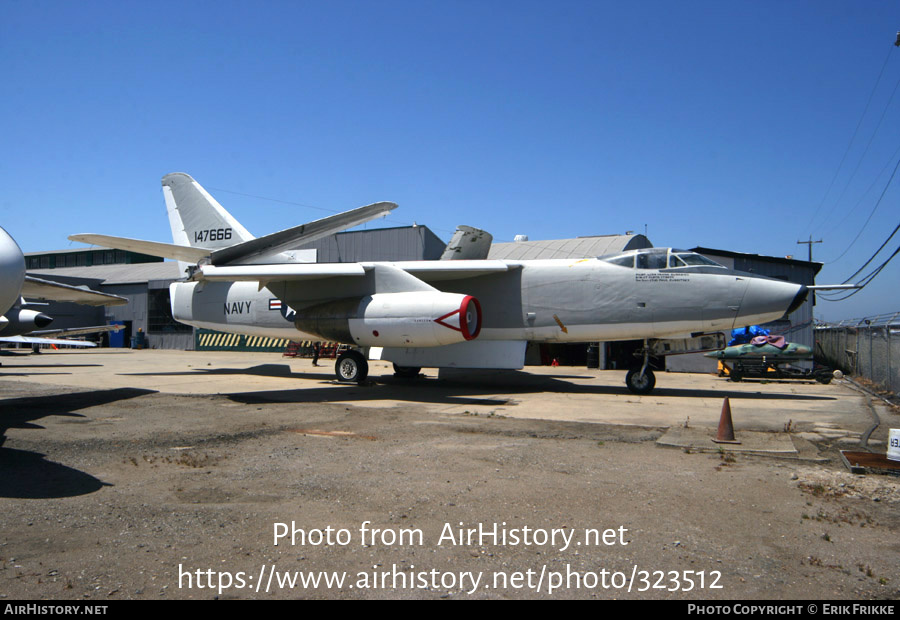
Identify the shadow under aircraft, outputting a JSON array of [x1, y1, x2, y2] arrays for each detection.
[[0, 387, 155, 499], [120, 363, 842, 408]]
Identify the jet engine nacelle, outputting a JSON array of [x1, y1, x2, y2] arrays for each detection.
[[294, 292, 482, 347], [0, 307, 53, 336]]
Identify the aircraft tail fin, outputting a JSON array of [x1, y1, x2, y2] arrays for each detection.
[[163, 172, 397, 267], [162, 172, 255, 249]]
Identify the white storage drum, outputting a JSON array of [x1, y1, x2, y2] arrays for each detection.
[[888, 429, 900, 462]]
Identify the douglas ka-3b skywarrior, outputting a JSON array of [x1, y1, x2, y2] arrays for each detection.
[[71, 173, 820, 394]]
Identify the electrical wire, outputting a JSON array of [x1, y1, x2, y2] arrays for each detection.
[[812, 67, 900, 236], [818, 241, 900, 301], [839, 219, 900, 283], [822, 152, 900, 263], [806, 45, 896, 233]]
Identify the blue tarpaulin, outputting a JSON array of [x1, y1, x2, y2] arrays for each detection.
[[729, 325, 770, 346]]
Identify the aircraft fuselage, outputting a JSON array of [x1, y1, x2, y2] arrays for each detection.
[[170, 257, 803, 345]]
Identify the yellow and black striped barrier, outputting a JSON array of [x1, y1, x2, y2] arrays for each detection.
[[195, 329, 293, 352]]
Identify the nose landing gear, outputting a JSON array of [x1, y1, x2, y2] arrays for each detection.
[[626, 340, 657, 395]]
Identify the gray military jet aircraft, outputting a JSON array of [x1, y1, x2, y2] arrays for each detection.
[[71, 173, 811, 394], [0, 226, 126, 349]]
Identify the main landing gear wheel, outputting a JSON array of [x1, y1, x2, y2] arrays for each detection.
[[335, 350, 368, 384], [625, 367, 656, 395], [392, 364, 421, 378]]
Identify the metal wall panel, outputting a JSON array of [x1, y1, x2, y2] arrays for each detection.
[[298, 226, 445, 263]]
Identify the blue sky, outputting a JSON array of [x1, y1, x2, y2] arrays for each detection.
[[2, 1, 899, 321]]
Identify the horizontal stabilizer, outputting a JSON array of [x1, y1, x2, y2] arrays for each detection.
[[22, 276, 128, 306], [30, 324, 125, 338], [209, 201, 397, 265], [0, 335, 97, 347], [68, 234, 212, 263]]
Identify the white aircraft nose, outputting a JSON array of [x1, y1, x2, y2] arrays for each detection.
[[0, 227, 26, 317], [736, 277, 808, 327]]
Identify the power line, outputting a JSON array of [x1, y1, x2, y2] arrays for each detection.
[[812, 65, 900, 236], [818, 215, 900, 301], [806, 44, 896, 232], [839, 219, 900, 284], [822, 152, 900, 264], [819, 241, 900, 301]]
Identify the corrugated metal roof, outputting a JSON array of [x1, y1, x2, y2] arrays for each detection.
[[488, 235, 652, 260], [29, 262, 183, 285], [25, 246, 117, 256], [692, 246, 823, 275]]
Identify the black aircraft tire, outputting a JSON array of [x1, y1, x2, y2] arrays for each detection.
[[393, 364, 421, 378], [625, 368, 656, 395], [336, 350, 369, 384]]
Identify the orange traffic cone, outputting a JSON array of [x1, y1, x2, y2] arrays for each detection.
[[712, 397, 741, 444]]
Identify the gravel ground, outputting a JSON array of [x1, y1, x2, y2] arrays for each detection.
[[0, 377, 898, 600]]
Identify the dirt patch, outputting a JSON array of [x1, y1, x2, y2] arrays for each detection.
[[1, 379, 898, 600]]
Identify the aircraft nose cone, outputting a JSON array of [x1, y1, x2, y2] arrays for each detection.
[[0, 226, 26, 316], [34, 313, 53, 329], [736, 278, 809, 326], [786, 285, 809, 316]]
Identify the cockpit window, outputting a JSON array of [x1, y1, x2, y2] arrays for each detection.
[[675, 253, 724, 267], [601, 249, 725, 269], [636, 251, 668, 270], [605, 254, 634, 268]]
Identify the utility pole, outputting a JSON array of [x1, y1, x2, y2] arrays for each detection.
[[797, 236, 823, 308], [797, 236, 822, 262]]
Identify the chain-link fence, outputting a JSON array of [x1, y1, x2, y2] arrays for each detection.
[[815, 312, 900, 395]]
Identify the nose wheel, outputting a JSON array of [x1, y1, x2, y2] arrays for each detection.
[[335, 350, 368, 383], [625, 367, 656, 394], [626, 339, 657, 394]]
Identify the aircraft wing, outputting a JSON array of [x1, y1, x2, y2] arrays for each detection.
[[197, 260, 517, 283], [199, 263, 368, 282], [22, 276, 129, 306], [208, 201, 397, 265], [0, 335, 97, 347], [66, 234, 213, 263], [373, 260, 519, 281]]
